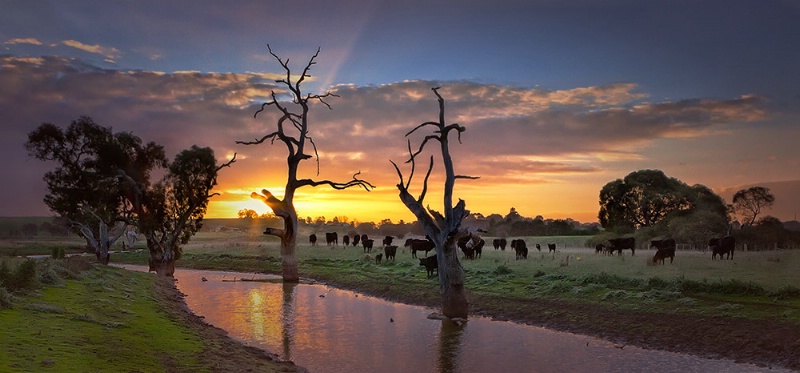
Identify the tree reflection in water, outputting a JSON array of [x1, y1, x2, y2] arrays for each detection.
[[437, 320, 464, 373], [282, 282, 297, 361]]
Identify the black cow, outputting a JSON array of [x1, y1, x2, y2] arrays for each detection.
[[419, 255, 438, 278], [325, 232, 338, 246], [457, 236, 475, 260], [405, 238, 435, 258], [375, 253, 383, 264], [360, 234, 369, 247], [343, 235, 350, 246], [352, 234, 361, 247], [499, 238, 507, 251], [511, 239, 528, 260], [362, 239, 374, 253], [608, 237, 636, 256], [595, 244, 605, 254], [309, 234, 317, 246], [547, 243, 556, 252], [650, 239, 676, 264], [709, 236, 735, 260], [384, 245, 397, 261], [383, 236, 394, 246], [493, 239, 501, 250], [473, 239, 484, 259]]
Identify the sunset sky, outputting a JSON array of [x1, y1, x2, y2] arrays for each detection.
[[2, 0, 799, 224]]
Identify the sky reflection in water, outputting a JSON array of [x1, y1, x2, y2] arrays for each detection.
[[154, 268, 791, 373]]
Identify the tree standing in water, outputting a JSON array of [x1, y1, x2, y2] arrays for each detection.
[[391, 87, 477, 319], [237, 46, 373, 282]]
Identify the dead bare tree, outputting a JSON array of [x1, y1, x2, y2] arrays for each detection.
[[237, 45, 374, 282], [391, 87, 478, 319]]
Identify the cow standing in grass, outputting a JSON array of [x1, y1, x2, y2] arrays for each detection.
[[709, 236, 735, 260], [650, 239, 676, 264]]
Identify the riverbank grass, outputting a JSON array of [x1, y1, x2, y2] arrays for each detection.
[[0, 264, 210, 372]]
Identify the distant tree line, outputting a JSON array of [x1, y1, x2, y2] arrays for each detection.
[[595, 169, 800, 251]]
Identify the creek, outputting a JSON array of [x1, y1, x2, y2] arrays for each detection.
[[122, 266, 790, 373]]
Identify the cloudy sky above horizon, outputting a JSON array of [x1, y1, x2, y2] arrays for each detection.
[[2, 0, 799, 224]]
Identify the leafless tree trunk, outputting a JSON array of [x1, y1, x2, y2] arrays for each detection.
[[391, 87, 478, 319], [238, 46, 373, 283]]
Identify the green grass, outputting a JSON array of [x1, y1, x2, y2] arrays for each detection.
[[0, 265, 206, 373], [108, 231, 800, 325]]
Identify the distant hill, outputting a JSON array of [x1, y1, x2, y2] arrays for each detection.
[[716, 180, 800, 222]]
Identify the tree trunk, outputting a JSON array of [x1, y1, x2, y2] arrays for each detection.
[[146, 237, 176, 276], [439, 239, 468, 319], [280, 212, 300, 283]]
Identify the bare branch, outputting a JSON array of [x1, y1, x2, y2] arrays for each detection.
[[295, 171, 375, 192], [216, 152, 237, 172], [407, 135, 440, 162], [455, 175, 480, 180], [405, 121, 441, 137], [418, 156, 434, 203]]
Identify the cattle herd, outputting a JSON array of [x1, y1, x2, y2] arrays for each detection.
[[307, 231, 738, 277]]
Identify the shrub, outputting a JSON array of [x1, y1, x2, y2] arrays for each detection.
[[0, 287, 12, 309], [493, 265, 513, 276], [16, 260, 39, 289], [51, 247, 66, 259]]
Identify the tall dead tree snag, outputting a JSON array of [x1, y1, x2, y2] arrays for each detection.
[[391, 87, 478, 319], [237, 45, 374, 283]]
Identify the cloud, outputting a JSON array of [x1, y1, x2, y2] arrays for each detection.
[[62, 40, 120, 60], [4, 38, 43, 45], [0, 56, 771, 220]]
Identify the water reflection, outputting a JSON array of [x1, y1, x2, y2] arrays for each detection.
[[118, 266, 794, 373], [437, 320, 464, 373]]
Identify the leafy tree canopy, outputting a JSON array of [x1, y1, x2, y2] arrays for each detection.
[[598, 169, 727, 232]]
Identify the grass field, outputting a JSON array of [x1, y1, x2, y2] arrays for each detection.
[[158, 230, 800, 292]]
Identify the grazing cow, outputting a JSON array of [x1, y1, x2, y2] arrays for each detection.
[[375, 253, 383, 264], [325, 232, 338, 246], [650, 239, 676, 264], [547, 243, 556, 253], [595, 244, 605, 254], [405, 238, 435, 258], [361, 234, 369, 245], [608, 237, 636, 256], [362, 239, 374, 253], [383, 236, 394, 246], [343, 235, 350, 246], [709, 236, 735, 260], [309, 234, 317, 246], [511, 239, 528, 260], [384, 245, 397, 261], [458, 236, 475, 260], [493, 239, 501, 250], [352, 234, 361, 247], [473, 239, 484, 259], [499, 238, 507, 251], [419, 255, 438, 278]]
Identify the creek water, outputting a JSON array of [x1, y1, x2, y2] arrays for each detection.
[[123, 266, 790, 373]]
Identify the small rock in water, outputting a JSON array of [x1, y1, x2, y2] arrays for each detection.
[[319, 294, 325, 298], [390, 318, 394, 323], [201, 277, 208, 282]]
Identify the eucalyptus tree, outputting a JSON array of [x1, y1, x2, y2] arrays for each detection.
[[25, 116, 166, 264], [236, 46, 373, 282], [391, 87, 478, 320], [139, 145, 235, 275], [732, 186, 775, 227]]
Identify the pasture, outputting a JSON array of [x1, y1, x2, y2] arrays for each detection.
[[165, 231, 800, 293]]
